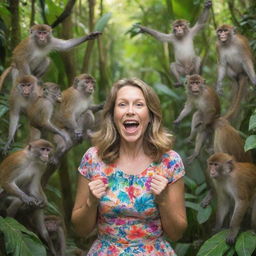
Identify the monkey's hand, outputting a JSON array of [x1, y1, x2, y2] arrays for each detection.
[[226, 231, 237, 245], [204, 0, 212, 8], [87, 179, 108, 207], [22, 195, 42, 207], [187, 152, 198, 164], [173, 119, 180, 127], [74, 128, 84, 141], [86, 32, 102, 41]]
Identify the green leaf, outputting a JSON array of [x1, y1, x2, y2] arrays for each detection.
[[195, 183, 207, 195], [235, 231, 256, 256], [0, 217, 46, 256], [185, 193, 197, 200], [244, 135, 256, 151], [95, 13, 112, 32], [185, 201, 200, 211], [0, 105, 8, 117], [174, 243, 191, 256], [196, 230, 231, 256], [197, 205, 212, 224], [249, 115, 256, 131], [184, 175, 197, 190], [153, 83, 180, 100]]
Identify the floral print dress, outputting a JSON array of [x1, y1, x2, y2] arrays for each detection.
[[78, 147, 185, 256]]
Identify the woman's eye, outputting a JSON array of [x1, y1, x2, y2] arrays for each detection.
[[136, 102, 144, 107], [118, 102, 126, 107]]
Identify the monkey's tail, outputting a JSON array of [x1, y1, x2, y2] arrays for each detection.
[[222, 76, 247, 121], [0, 66, 12, 92]]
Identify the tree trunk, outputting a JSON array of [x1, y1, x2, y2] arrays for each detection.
[[82, 0, 96, 73], [58, 157, 74, 228], [8, 0, 21, 50], [61, 15, 76, 85]]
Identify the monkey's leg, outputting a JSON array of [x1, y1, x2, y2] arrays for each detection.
[[251, 198, 256, 231], [186, 111, 201, 143], [33, 209, 57, 256], [45, 122, 71, 145], [193, 56, 201, 74], [6, 198, 23, 217], [187, 129, 207, 163], [28, 126, 41, 142], [214, 193, 229, 232], [227, 200, 249, 244], [32, 58, 51, 78], [170, 62, 184, 87]]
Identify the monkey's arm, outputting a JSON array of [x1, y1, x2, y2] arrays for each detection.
[[173, 101, 193, 124], [138, 25, 174, 42], [216, 59, 227, 95], [191, 0, 212, 35], [242, 57, 256, 86], [2, 181, 39, 206], [71, 176, 98, 237], [156, 179, 187, 240], [51, 32, 101, 51], [4, 107, 21, 152]]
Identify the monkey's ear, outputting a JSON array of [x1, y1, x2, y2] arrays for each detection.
[[73, 78, 79, 88], [226, 160, 234, 172]]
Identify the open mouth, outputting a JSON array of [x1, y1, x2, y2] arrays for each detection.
[[123, 120, 139, 132]]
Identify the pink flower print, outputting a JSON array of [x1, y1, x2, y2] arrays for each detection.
[[115, 218, 126, 225], [145, 177, 152, 191], [108, 245, 119, 254], [148, 223, 158, 233]]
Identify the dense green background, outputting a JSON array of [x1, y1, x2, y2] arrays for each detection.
[[0, 0, 256, 255]]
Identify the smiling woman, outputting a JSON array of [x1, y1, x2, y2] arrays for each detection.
[[71, 78, 187, 256]]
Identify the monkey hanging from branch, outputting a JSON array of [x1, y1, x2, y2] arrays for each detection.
[[0, 24, 101, 91], [136, 0, 212, 87]]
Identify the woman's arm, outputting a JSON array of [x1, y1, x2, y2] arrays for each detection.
[[71, 175, 98, 237], [155, 178, 187, 241]]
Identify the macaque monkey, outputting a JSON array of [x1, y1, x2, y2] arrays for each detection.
[[216, 24, 256, 117], [173, 74, 220, 162], [0, 24, 101, 91], [27, 82, 70, 144], [51, 74, 102, 163], [0, 139, 54, 217], [207, 153, 256, 244], [44, 215, 66, 256], [138, 0, 212, 87], [3, 75, 41, 153]]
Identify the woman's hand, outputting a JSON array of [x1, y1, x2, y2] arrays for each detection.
[[87, 179, 108, 207], [150, 174, 168, 205]]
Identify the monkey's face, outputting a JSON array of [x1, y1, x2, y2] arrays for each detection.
[[34, 30, 51, 47], [79, 79, 95, 95], [217, 26, 233, 43], [39, 146, 53, 163], [19, 82, 34, 97], [208, 162, 221, 179], [114, 85, 150, 144], [188, 81, 203, 96], [173, 23, 188, 38]]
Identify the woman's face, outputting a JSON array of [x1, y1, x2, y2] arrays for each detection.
[[114, 85, 150, 144]]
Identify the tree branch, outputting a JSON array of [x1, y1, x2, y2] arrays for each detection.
[[51, 0, 77, 28]]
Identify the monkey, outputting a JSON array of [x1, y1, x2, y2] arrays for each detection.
[[173, 74, 221, 162], [0, 139, 54, 217], [3, 75, 41, 153], [50, 74, 103, 163], [44, 215, 66, 256], [215, 24, 256, 120], [207, 152, 256, 245], [26, 82, 71, 144], [137, 0, 212, 87], [0, 24, 101, 91]]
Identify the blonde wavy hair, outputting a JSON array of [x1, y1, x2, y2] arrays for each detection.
[[91, 78, 173, 164]]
